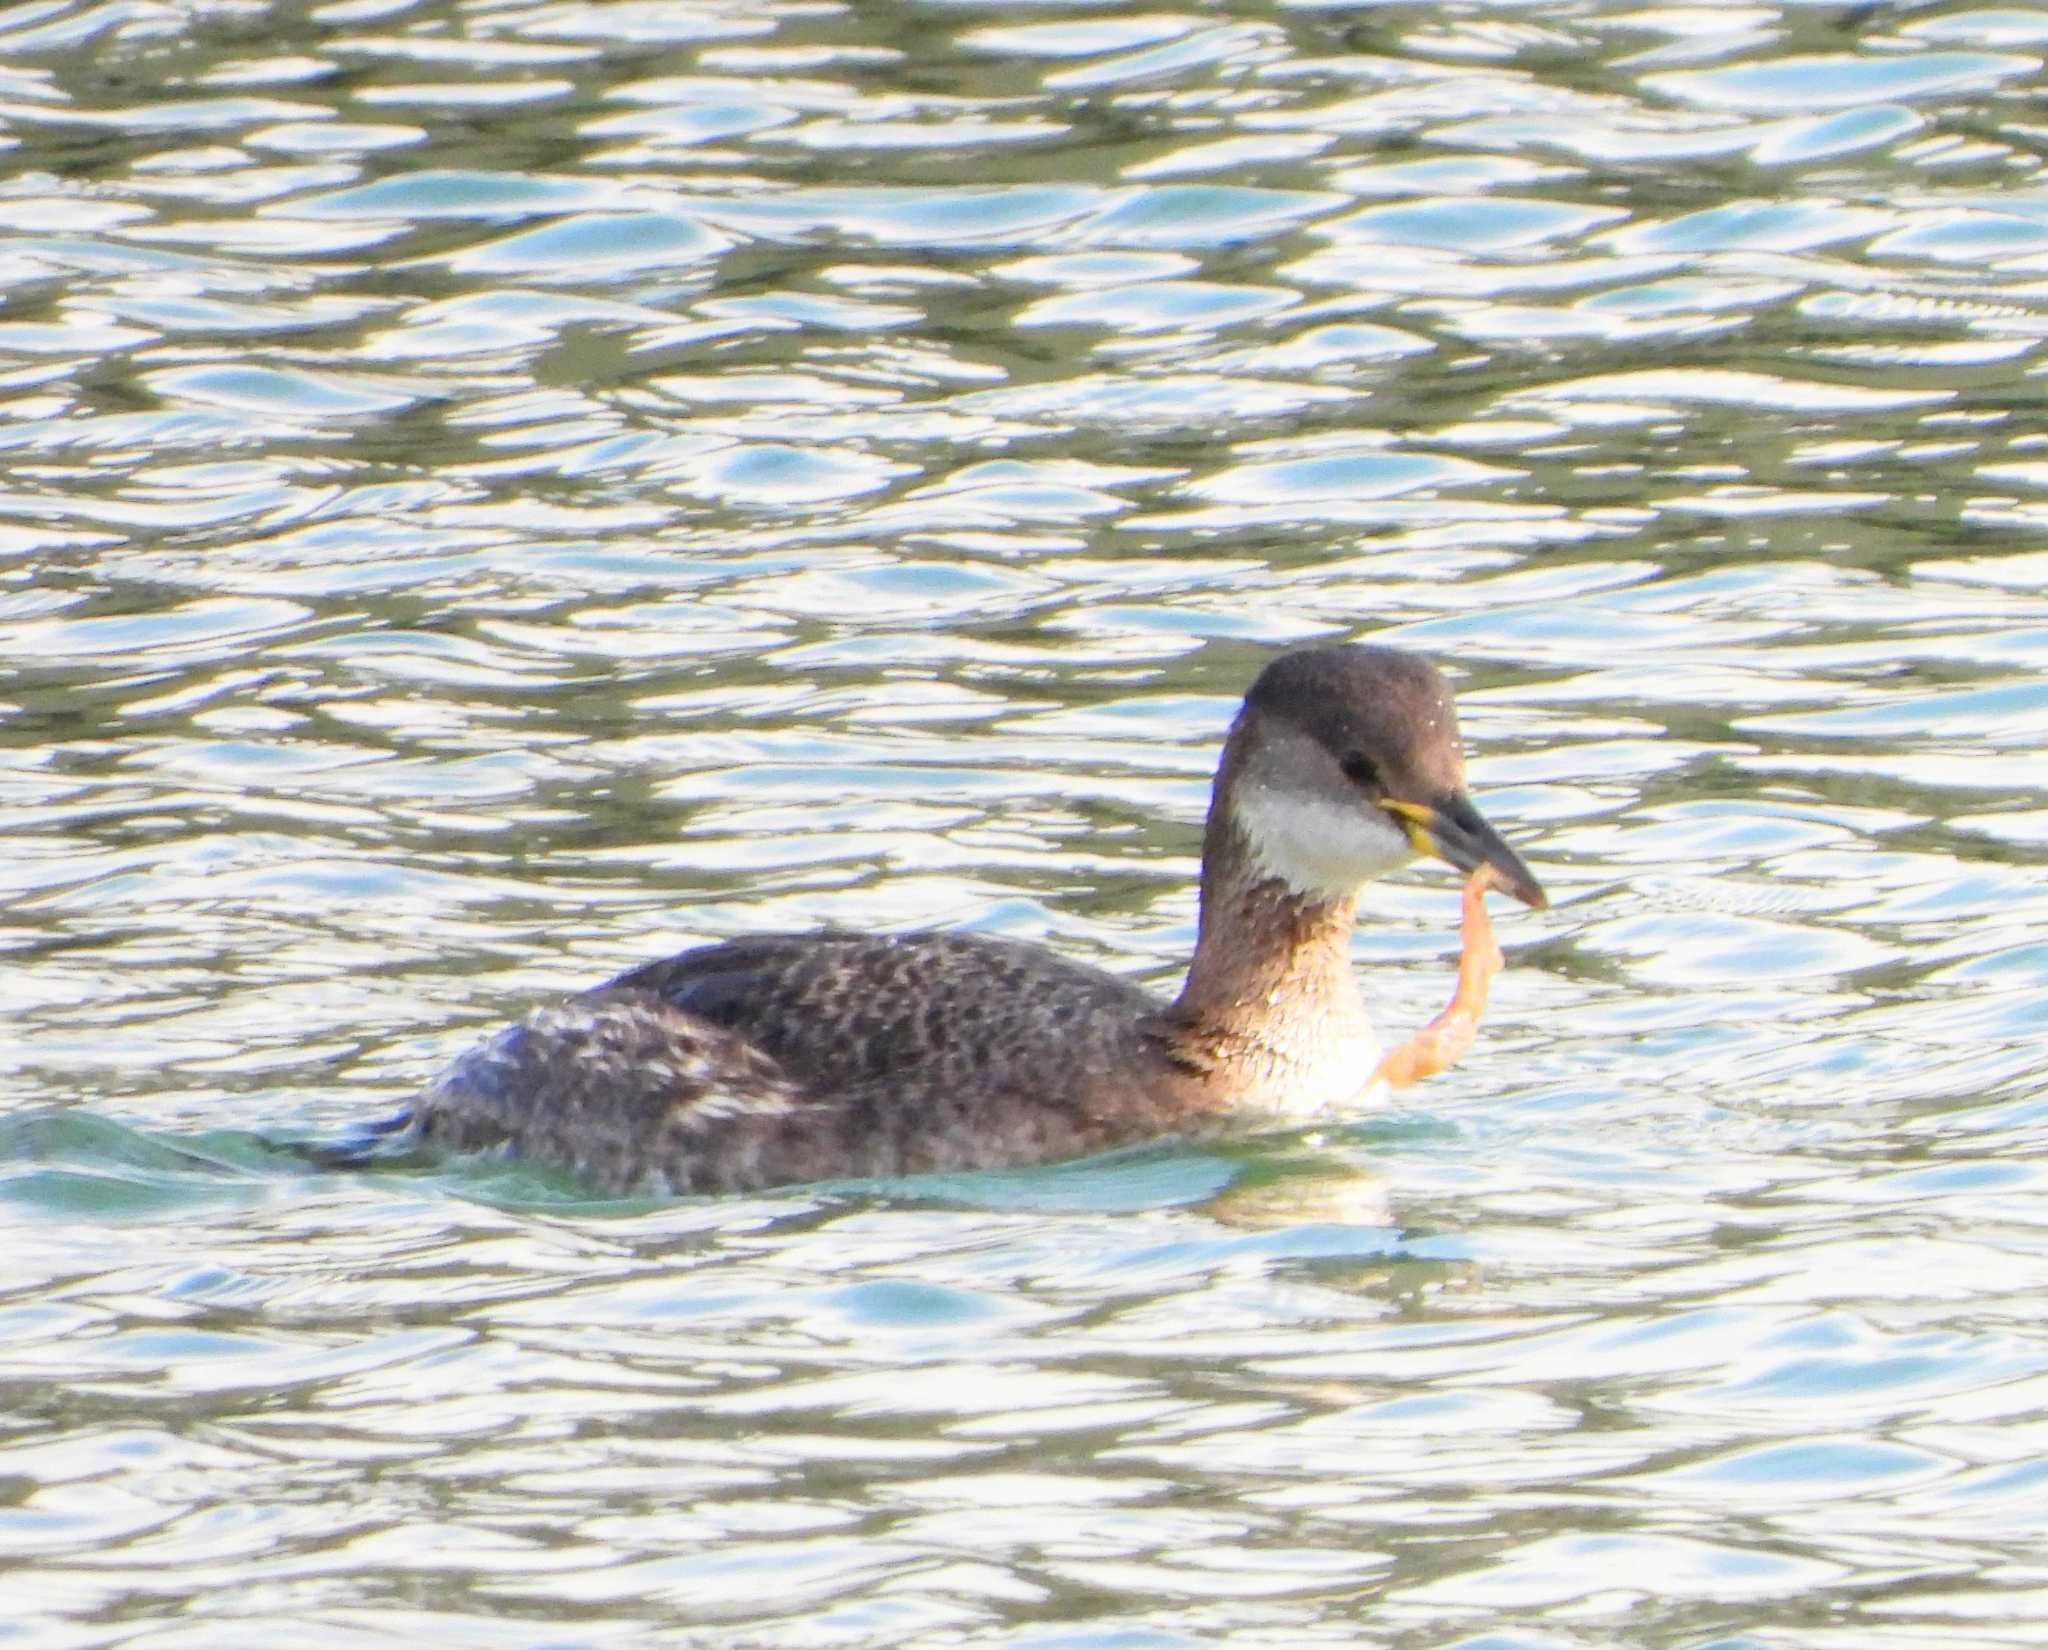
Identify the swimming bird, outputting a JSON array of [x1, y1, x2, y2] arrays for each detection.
[[398, 645, 1546, 1195]]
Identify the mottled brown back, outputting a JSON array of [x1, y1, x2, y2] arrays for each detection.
[[410, 930, 1198, 1193]]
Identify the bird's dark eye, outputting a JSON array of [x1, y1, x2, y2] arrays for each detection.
[[1339, 753, 1379, 789]]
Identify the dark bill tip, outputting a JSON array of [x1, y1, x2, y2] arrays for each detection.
[[1396, 791, 1548, 910]]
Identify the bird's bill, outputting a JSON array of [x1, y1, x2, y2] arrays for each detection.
[[1383, 793, 1548, 910]]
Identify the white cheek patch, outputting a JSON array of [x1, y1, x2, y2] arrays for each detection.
[[1231, 785, 1416, 901]]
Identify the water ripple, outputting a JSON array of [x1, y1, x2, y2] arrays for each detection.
[[5, 2, 2048, 1647]]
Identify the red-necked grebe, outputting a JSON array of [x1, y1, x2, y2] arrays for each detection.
[[399, 645, 1546, 1194]]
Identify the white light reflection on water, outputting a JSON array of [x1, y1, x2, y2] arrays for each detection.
[[3, 3, 2048, 1647]]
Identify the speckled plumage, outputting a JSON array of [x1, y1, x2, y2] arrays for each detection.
[[412, 932, 1199, 1193], [401, 644, 1544, 1196]]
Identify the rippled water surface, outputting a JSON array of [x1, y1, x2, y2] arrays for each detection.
[[6, 2, 2048, 1645]]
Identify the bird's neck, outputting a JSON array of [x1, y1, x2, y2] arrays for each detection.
[[1165, 813, 1378, 1112]]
